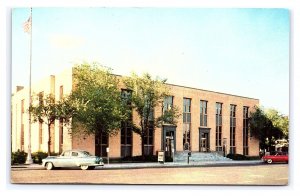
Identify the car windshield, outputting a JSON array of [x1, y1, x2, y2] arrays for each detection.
[[82, 151, 90, 156]]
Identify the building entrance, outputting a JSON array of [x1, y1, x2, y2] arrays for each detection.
[[199, 128, 210, 152], [162, 125, 176, 159]]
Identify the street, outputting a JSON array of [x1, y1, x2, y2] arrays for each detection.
[[10, 164, 288, 185]]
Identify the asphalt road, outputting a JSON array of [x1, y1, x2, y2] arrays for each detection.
[[10, 164, 288, 185]]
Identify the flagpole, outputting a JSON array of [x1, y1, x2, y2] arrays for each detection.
[[25, 7, 33, 164]]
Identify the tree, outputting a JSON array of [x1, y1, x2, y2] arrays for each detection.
[[249, 106, 287, 150], [265, 109, 289, 139], [29, 93, 74, 156], [123, 72, 180, 159], [69, 62, 128, 139]]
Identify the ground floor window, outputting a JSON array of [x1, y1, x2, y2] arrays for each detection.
[[21, 124, 24, 151], [95, 131, 108, 157], [121, 121, 132, 157], [143, 122, 154, 156], [183, 123, 191, 150], [39, 122, 43, 151], [59, 118, 63, 154], [243, 106, 249, 155], [215, 126, 222, 151]]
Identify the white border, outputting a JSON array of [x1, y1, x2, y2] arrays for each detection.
[[1, 1, 299, 195]]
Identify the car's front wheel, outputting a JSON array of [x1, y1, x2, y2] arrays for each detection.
[[267, 159, 273, 164], [46, 162, 54, 170], [80, 165, 89, 170]]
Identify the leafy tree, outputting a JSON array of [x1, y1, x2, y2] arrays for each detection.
[[123, 72, 180, 159], [265, 109, 289, 139], [69, 62, 128, 138], [29, 94, 74, 156], [249, 106, 287, 150]]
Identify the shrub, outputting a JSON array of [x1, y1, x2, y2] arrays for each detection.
[[226, 153, 248, 160], [164, 156, 173, 162], [32, 152, 48, 164], [11, 150, 27, 165]]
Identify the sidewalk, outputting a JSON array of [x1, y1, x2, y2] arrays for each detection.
[[11, 160, 264, 170]]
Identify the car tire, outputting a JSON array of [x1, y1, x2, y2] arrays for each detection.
[[46, 162, 54, 170], [80, 165, 89, 170], [267, 159, 273, 164]]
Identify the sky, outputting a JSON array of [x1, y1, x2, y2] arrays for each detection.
[[11, 8, 290, 115]]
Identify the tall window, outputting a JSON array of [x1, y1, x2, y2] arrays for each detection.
[[163, 96, 174, 123], [183, 98, 191, 150], [95, 131, 108, 157], [200, 100, 208, 127], [21, 99, 25, 151], [215, 102, 222, 151], [163, 96, 173, 112], [59, 118, 63, 153], [39, 121, 43, 150], [59, 85, 63, 99], [121, 89, 132, 157], [59, 86, 63, 153], [38, 92, 44, 150], [230, 105, 236, 154], [143, 119, 154, 156], [243, 106, 249, 155]]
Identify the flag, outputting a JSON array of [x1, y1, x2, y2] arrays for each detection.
[[23, 16, 32, 34]]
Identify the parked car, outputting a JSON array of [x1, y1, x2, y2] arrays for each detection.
[[262, 152, 288, 164], [42, 150, 104, 170]]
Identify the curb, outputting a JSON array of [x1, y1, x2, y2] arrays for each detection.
[[11, 161, 264, 170]]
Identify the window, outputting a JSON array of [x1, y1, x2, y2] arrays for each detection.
[[59, 118, 63, 153], [62, 151, 70, 157], [163, 96, 173, 112], [183, 98, 191, 150], [143, 121, 154, 156], [21, 99, 25, 151], [183, 98, 191, 123], [121, 89, 133, 157], [59, 85, 63, 100], [21, 124, 24, 151], [72, 152, 78, 157], [163, 96, 174, 123], [216, 102, 222, 151], [200, 100, 208, 127], [39, 121, 43, 149], [39, 92, 44, 106], [95, 131, 108, 157], [21, 99, 25, 114], [243, 106, 249, 155], [230, 105, 236, 154], [50, 123, 55, 153], [121, 89, 132, 105]]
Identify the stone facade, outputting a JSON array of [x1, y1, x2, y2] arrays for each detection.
[[11, 68, 259, 158]]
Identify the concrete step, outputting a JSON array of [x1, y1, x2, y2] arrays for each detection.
[[174, 152, 232, 162]]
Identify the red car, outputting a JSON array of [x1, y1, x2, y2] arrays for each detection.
[[262, 152, 288, 164]]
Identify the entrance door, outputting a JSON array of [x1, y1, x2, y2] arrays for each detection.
[[200, 133, 209, 152], [199, 128, 210, 152], [165, 131, 175, 157], [162, 125, 176, 159]]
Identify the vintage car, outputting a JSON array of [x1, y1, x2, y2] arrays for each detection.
[[42, 150, 104, 170], [262, 152, 288, 164]]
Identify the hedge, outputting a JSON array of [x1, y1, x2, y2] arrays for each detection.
[[11, 150, 27, 164], [226, 153, 260, 160], [11, 151, 57, 165]]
